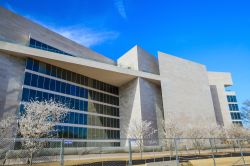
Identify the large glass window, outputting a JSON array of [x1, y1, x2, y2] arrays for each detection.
[[21, 58, 120, 143], [24, 72, 31, 85], [229, 104, 239, 111], [227, 95, 237, 102], [230, 112, 241, 120], [29, 38, 75, 57], [25, 58, 119, 95], [232, 121, 243, 126]]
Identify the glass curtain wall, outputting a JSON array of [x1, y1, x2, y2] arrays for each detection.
[[20, 58, 120, 146]]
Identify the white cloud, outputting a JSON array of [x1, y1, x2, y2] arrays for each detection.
[[114, 0, 127, 19], [23, 15, 119, 47], [52, 26, 119, 47]]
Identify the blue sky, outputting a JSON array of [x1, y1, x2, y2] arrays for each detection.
[[0, 0, 249, 107]]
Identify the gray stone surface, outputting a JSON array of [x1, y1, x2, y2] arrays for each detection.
[[208, 72, 235, 126], [137, 46, 159, 75], [119, 78, 142, 146], [0, 52, 25, 137], [139, 78, 164, 145], [118, 45, 159, 75], [158, 52, 217, 128], [118, 46, 139, 71], [0, 41, 161, 87], [119, 77, 164, 146], [210, 85, 224, 125]]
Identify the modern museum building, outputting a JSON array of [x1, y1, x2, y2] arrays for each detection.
[[0, 7, 242, 147]]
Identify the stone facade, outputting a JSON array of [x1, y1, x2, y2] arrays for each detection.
[[0, 53, 25, 137], [119, 77, 164, 146], [208, 72, 235, 127], [118, 45, 159, 75], [158, 52, 217, 128]]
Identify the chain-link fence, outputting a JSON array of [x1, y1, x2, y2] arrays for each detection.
[[1, 138, 250, 166]]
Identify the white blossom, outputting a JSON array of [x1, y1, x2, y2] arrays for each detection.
[[127, 119, 157, 157], [18, 100, 70, 165]]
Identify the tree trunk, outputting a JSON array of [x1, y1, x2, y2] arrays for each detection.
[[233, 142, 236, 152], [140, 146, 143, 159], [2, 159, 6, 165], [185, 145, 189, 155], [3, 152, 7, 165], [29, 152, 33, 166], [170, 144, 173, 159], [213, 139, 218, 153]]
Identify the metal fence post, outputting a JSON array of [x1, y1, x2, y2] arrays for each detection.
[[128, 139, 133, 166], [153, 146, 155, 163], [213, 138, 218, 153], [174, 138, 179, 166], [60, 139, 64, 166], [209, 138, 216, 166], [100, 145, 103, 166], [233, 139, 237, 152], [238, 139, 246, 166], [170, 139, 172, 161]]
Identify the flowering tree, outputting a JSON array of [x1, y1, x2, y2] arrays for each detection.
[[225, 124, 248, 139], [18, 100, 69, 165], [185, 123, 207, 155], [161, 114, 183, 156], [128, 119, 157, 158], [223, 124, 250, 152], [0, 115, 16, 139], [0, 114, 17, 165], [162, 116, 183, 139]]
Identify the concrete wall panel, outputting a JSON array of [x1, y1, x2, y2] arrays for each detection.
[[137, 47, 159, 75], [158, 52, 217, 128], [118, 45, 159, 75], [139, 78, 164, 145], [119, 78, 142, 146], [119, 77, 164, 146], [208, 72, 234, 126], [118, 46, 139, 70], [0, 52, 25, 137]]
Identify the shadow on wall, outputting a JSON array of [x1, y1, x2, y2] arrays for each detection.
[[140, 78, 164, 146], [119, 78, 138, 146], [210, 85, 224, 126], [119, 78, 165, 147], [0, 53, 25, 138]]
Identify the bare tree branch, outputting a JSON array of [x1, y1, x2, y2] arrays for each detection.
[[241, 100, 250, 127]]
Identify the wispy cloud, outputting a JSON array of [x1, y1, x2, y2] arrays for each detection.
[[114, 0, 127, 19], [4, 3, 16, 13], [52, 26, 119, 47], [23, 15, 119, 47]]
